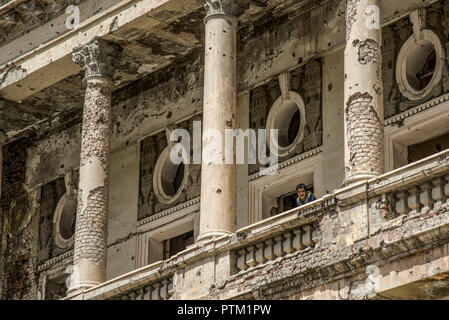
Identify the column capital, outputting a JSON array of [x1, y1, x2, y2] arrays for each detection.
[[204, 0, 238, 22], [72, 37, 122, 83]]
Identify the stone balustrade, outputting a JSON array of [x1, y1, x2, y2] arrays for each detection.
[[63, 193, 335, 300], [234, 223, 316, 273], [62, 150, 449, 300], [63, 257, 176, 300], [114, 276, 173, 300], [338, 149, 449, 207], [391, 175, 449, 217]]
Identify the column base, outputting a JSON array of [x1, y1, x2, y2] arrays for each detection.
[[196, 230, 234, 243], [67, 280, 101, 295], [68, 259, 106, 296], [342, 172, 380, 187]]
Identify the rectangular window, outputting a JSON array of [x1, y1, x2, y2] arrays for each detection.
[[407, 131, 449, 164], [163, 230, 194, 260]]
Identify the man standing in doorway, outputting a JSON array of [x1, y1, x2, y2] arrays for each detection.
[[296, 183, 316, 207]]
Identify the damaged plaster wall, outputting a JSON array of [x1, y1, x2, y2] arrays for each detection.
[[106, 143, 139, 280], [0, 138, 39, 300], [111, 49, 204, 151], [22, 117, 141, 283], [25, 123, 82, 189], [322, 50, 345, 194]]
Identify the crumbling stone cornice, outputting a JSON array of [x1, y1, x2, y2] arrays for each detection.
[[0, 99, 82, 145], [0, 0, 89, 46]]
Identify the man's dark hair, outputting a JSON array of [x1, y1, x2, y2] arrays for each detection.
[[296, 183, 307, 191]]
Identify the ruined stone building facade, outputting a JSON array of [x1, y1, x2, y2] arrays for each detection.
[[1, 0, 449, 300]]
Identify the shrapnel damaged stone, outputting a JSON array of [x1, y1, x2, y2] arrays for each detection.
[[353, 39, 380, 65], [344, 0, 384, 184], [69, 37, 121, 293]]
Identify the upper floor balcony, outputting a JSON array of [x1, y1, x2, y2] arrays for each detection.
[[2, 0, 449, 301], [60, 149, 449, 300]]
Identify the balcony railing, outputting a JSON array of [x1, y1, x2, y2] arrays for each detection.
[[113, 276, 174, 300], [65, 149, 449, 300], [232, 196, 336, 274]]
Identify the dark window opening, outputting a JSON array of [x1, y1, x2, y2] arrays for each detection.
[[288, 110, 301, 146], [59, 198, 77, 240], [45, 276, 67, 300], [270, 185, 315, 217], [408, 131, 449, 164], [161, 162, 185, 197], [163, 230, 194, 260], [173, 163, 185, 195], [417, 50, 436, 90]]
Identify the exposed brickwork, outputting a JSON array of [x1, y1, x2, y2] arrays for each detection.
[[1, 138, 27, 208], [74, 186, 109, 264], [0, 138, 38, 300], [74, 83, 112, 266], [345, 92, 384, 177], [71, 38, 120, 283], [353, 39, 379, 65]]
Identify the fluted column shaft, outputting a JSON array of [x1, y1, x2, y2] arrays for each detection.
[[69, 37, 121, 293], [198, 0, 238, 241], [344, 0, 384, 185]]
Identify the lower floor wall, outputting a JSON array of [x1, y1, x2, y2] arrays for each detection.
[[290, 241, 449, 300]]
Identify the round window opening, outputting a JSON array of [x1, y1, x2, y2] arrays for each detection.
[[59, 198, 76, 240], [406, 42, 436, 92], [161, 161, 185, 197], [266, 92, 305, 158], [153, 147, 189, 205], [396, 30, 444, 101], [272, 101, 302, 148], [53, 193, 77, 249]]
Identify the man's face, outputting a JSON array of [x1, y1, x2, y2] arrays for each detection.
[[297, 188, 306, 199]]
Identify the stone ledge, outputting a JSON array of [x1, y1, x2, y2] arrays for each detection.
[[384, 93, 449, 127], [67, 151, 449, 300], [137, 196, 200, 227], [0, 0, 202, 101], [248, 147, 323, 181], [37, 251, 73, 272], [337, 149, 449, 207], [71, 194, 335, 300], [209, 209, 449, 300]]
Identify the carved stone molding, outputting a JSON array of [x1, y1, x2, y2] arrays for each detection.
[[204, 0, 237, 20], [384, 92, 449, 127], [72, 37, 122, 83]]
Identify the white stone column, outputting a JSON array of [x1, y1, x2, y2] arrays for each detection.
[[68, 37, 121, 293], [344, 0, 384, 185], [198, 0, 238, 241]]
